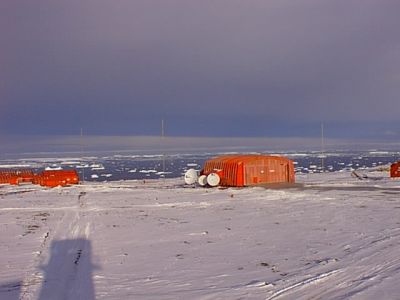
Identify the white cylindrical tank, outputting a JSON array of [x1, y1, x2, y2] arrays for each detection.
[[198, 175, 208, 186], [207, 173, 221, 187]]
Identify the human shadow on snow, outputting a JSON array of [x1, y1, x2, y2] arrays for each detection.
[[0, 281, 22, 300], [38, 238, 97, 300]]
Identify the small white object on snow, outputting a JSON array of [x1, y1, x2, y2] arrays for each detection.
[[198, 175, 207, 186], [207, 173, 221, 187], [184, 169, 198, 185]]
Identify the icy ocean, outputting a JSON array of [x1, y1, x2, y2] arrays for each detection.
[[1, 150, 399, 182]]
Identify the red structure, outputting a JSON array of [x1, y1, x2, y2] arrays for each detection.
[[0, 170, 79, 187], [201, 155, 295, 187], [390, 162, 400, 178], [0, 170, 34, 185]]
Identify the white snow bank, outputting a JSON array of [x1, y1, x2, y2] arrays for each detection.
[[0, 164, 32, 168], [139, 169, 157, 173], [45, 166, 62, 171]]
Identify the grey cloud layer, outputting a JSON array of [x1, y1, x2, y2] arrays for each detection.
[[1, 0, 400, 136]]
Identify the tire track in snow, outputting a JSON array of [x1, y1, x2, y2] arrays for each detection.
[[36, 220, 94, 300], [20, 190, 94, 300], [265, 269, 341, 300], [19, 210, 78, 300], [263, 228, 400, 299]]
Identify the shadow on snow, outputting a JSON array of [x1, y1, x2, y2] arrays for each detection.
[[0, 238, 98, 300]]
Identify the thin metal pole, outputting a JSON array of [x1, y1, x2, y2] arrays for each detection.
[[321, 122, 325, 172], [81, 128, 85, 183], [161, 119, 165, 174]]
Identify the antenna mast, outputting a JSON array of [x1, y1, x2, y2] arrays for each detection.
[[161, 119, 165, 138], [161, 119, 166, 174], [81, 128, 85, 183], [321, 122, 325, 172]]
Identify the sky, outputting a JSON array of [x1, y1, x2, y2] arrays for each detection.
[[1, 0, 400, 139]]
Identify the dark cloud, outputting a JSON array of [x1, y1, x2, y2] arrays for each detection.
[[1, 0, 400, 138]]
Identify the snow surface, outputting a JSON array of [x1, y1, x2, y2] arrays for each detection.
[[1, 171, 400, 299]]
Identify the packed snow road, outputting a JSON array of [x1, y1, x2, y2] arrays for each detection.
[[0, 171, 399, 299]]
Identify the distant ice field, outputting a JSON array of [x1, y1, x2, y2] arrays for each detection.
[[0, 150, 399, 182]]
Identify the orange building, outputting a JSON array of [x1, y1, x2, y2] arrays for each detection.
[[0, 170, 79, 187], [201, 154, 295, 187]]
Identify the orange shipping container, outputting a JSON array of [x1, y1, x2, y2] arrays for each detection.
[[202, 155, 295, 187], [37, 170, 80, 187], [0, 170, 34, 185], [0, 169, 79, 187], [390, 162, 400, 178]]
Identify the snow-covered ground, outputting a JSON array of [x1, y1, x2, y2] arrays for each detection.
[[1, 170, 400, 299]]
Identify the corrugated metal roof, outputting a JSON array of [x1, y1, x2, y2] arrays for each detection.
[[202, 155, 295, 187]]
